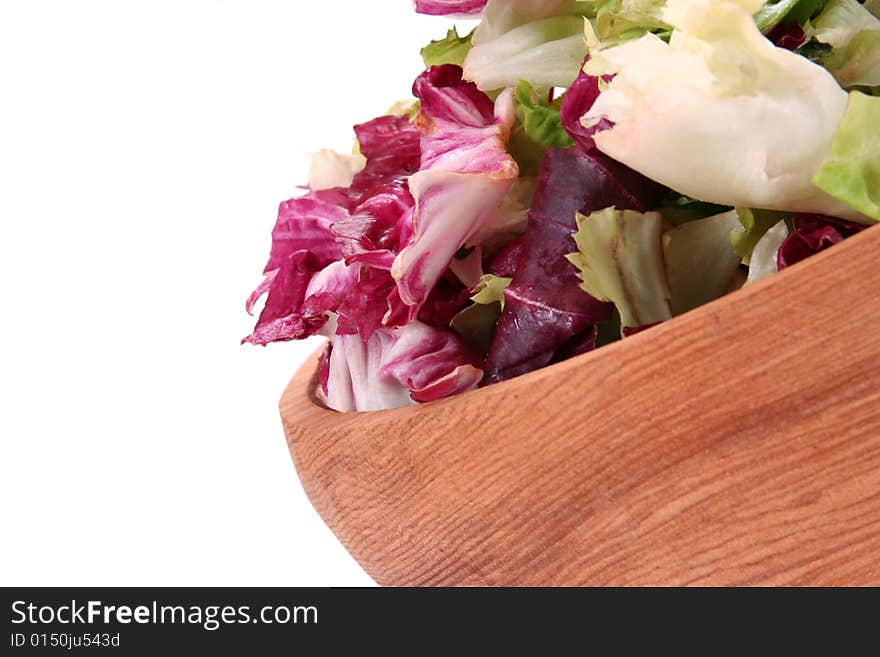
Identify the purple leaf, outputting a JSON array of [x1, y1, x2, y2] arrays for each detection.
[[622, 322, 662, 338], [414, 0, 487, 16], [417, 269, 472, 328], [322, 331, 413, 412], [264, 195, 347, 274], [246, 111, 424, 349], [334, 265, 400, 341], [331, 180, 414, 268], [488, 239, 525, 278], [530, 146, 667, 221], [243, 250, 326, 345], [550, 325, 599, 362], [392, 65, 518, 313], [484, 146, 666, 383], [305, 186, 355, 211], [379, 321, 484, 403], [349, 115, 421, 202], [413, 65, 496, 132], [766, 21, 807, 51], [322, 321, 484, 412], [484, 219, 610, 383], [317, 342, 332, 398], [245, 269, 278, 316], [777, 213, 868, 269], [327, 116, 421, 269], [559, 62, 612, 153]]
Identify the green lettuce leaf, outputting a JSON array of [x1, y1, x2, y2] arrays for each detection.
[[582, 0, 863, 222], [421, 27, 474, 68], [595, 309, 623, 348], [385, 98, 421, 120], [594, 0, 668, 40], [656, 193, 734, 227], [813, 91, 880, 220], [823, 28, 880, 88], [567, 207, 671, 329], [506, 128, 545, 177], [470, 274, 513, 308], [796, 38, 834, 64], [812, 0, 877, 46], [731, 207, 791, 265], [753, 0, 799, 31], [746, 219, 789, 285], [663, 210, 744, 316], [588, 0, 822, 47], [450, 275, 512, 353], [514, 81, 574, 148], [812, 0, 880, 89], [464, 14, 587, 90], [753, 0, 825, 32]]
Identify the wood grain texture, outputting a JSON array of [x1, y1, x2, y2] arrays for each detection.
[[281, 225, 880, 586]]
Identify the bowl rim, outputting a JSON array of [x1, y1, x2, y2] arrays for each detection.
[[284, 222, 880, 422]]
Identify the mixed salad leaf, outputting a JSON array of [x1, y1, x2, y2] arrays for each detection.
[[246, 0, 878, 412], [568, 207, 671, 330]]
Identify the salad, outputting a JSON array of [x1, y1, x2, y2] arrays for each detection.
[[245, 0, 880, 412]]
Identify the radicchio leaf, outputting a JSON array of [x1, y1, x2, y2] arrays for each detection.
[[777, 213, 868, 269], [416, 270, 473, 328], [331, 181, 414, 269], [244, 191, 350, 344], [766, 21, 808, 50], [483, 146, 666, 383], [379, 321, 484, 403], [323, 331, 414, 412], [559, 63, 609, 153], [247, 110, 422, 348], [414, 0, 488, 16], [243, 250, 325, 345], [317, 342, 332, 398], [349, 115, 421, 202], [263, 195, 346, 274], [332, 265, 399, 341], [322, 320, 484, 412], [392, 65, 518, 316]]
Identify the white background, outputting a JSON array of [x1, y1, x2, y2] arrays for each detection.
[[0, 1, 473, 586]]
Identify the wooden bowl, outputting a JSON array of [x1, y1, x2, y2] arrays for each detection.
[[280, 225, 880, 586]]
